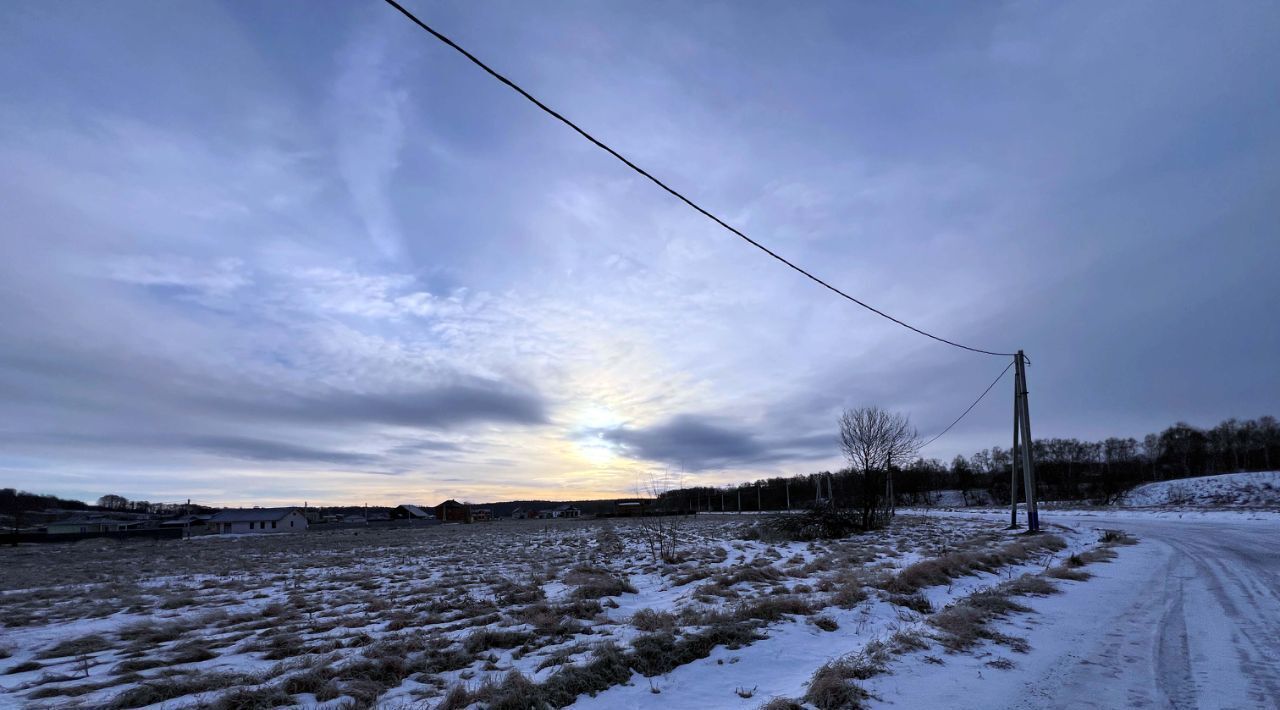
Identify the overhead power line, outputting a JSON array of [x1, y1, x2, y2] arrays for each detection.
[[380, 0, 1017, 358], [919, 359, 1015, 450]]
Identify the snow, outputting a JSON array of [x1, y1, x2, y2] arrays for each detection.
[[911, 505, 1280, 525], [573, 525, 1096, 709], [1117, 470, 1280, 508], [10, 509, 1270, 708], [930, 489, 995, 507], [862, 513, 1280, 708]]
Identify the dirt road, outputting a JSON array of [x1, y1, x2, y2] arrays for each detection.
[[870, 514, 1280, 709], [1009, 516, 1280, 709]]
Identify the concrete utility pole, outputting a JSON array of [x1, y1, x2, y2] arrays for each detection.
[[737, 488, 742, 514], [786, 480, 791, 510], [756, 484, 761, 511], [1013, 351, 1040, 531], [1010, 388, 1020, 529], [885, 457, 895, 519]]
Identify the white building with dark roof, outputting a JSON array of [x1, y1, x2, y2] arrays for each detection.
[[209, 507, 308, 534]]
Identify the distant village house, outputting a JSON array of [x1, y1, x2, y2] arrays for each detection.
[[46, 515, 146, 534], [536, 504, 581, 519], [434, 499, 467, 522], [209, 507, 308, 534], [391, 504, 432, 520], [613, 499, 653, 517]]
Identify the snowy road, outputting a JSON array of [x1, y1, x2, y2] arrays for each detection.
[[874, 514, 1280, 709]]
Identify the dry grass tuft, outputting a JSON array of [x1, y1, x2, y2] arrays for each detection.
[[885, 535, 1066, 594], [929, 588, 1031, 652], [888, 592, 934, 614], [5, 660, 42, 675], [464, 628, 532, 654], [811, 615, 839, 632], [1046, 566, 1092, 581], [106, 670, 251, 709], [630, 608, 677, 633], [803, 655, 878, 710], [37, 633, 111, 659], [1099, 530, 1137, 545], [1004, 573, 1059, 596], [757, 697, 805, 710], [565, 565, 637, 599]]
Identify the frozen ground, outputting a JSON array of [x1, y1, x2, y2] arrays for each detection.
[[871, 511, 1280, 709], [0, 514, 1117, 709]]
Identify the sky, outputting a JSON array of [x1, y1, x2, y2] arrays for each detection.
[[1, 1, 1277, 507]]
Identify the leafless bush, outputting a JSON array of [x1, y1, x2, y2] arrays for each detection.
[[635, 472, 687, 563], [769, 503, 866, 541]]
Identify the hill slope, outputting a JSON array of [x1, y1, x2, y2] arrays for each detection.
[[1118, 471, 1280, 508]]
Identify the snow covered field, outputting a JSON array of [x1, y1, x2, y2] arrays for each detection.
[[0, 515, 1125, 709]]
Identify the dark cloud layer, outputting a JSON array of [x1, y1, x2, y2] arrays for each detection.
[[599, 414, 834, 471], [273, 381, 548, 429], [183, 436, 381, 466]]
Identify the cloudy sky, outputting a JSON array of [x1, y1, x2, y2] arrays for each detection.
[[2, 1, 1277, 506]]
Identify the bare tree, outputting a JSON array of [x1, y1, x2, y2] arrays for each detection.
[[97, 494, 129, 510], [838, 406, 919, 529], [635, 470, 685, 563]]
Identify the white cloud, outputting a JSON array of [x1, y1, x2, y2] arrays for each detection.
[[331, 22, 411, 260]]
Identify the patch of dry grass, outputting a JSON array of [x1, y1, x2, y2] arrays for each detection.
[[36, 633, 111, 659], [928, 588, 1032, 653], [884, 534, 1066, 594]]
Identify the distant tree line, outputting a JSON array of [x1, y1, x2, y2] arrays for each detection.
[[0, 488, 94, 517], [0, 490, 221, 520], [655, 415, 1280, 510], [94, 494, 215, 516]]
